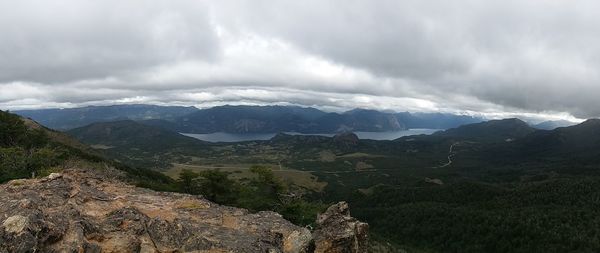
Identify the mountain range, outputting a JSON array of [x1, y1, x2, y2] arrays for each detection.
[[15, 104, 198, 130], [15, 104, 483, 133]]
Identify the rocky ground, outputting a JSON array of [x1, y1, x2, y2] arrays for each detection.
[[0, 169, 367, 253]]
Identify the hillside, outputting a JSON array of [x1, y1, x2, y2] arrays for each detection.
[[67, 120, 209, 169], [0, 109, 100, 182], [527, 118, 600, 151], [432, 118, 536, 142], [482, 118, 600, 167], [0, 110, 181, 191], [68, 120, 206, 150]]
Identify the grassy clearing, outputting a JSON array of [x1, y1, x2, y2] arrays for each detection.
[[90, 144, 114, 149], [165, 163, 327, 192], [336, 152, 386, 159], [318, 150, 336, 162]]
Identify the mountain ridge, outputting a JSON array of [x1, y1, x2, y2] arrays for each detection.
[[15, 104, 199, 130], [532, 119, 577, 130], [432, 118, 536, 142], [15, 104, 483, 133]]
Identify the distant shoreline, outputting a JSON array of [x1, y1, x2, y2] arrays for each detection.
[[181, 128, 441, 142]]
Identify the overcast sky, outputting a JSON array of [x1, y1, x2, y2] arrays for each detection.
[[1, 0, 599, 121]]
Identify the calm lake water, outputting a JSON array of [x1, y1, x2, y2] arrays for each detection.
[[182, 129, 441, 142]]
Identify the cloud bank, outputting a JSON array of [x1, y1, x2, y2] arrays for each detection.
[[1, 0, 598, 121]]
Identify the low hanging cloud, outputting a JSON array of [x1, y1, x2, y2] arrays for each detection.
[[0, 0, 599, 121]]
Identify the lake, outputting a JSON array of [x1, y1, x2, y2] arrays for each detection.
[[181, 128, 441, 142]]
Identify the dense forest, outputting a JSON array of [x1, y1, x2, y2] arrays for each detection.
[[351, 178, 600, 252]]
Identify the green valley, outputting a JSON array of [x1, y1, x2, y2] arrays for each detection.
[[59, 115, 600, 252]]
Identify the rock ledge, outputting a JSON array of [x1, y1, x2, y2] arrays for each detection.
[[0, 169, 367, 252]]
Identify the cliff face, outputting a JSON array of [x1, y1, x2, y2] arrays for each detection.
[[0, 169, 367, 253]]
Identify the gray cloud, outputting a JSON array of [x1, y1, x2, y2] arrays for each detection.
[[1, 0, 599, 121], [0, 0, 219, 83]]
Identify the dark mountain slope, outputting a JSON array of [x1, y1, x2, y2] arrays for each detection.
[[67, 120, 209, 169], [68, 120, 206, 150], [505, 118, 600, 159], [433, 118, 536, 142], [449, 118, 600, 173]]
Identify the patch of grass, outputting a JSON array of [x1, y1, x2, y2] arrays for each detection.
[[165, 163, 327, 192]]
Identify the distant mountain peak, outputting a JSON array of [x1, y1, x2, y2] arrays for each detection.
[[493, 118, 527, 124], [344, 108, 380, 114], [531, 119, 577, 130]]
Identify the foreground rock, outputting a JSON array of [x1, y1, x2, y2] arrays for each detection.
[[313, 202, 369, 253], [0, 169, 367, 252]]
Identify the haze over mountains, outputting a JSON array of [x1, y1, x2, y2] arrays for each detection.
[[17, 104, 485, 133], [14, 105, 198, 131], [531, 120, 577, 130]]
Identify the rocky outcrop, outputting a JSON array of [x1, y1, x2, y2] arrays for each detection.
[[0, 169, 367, 252], [333, 132, 360, 150], [313, 202, 369, 253]]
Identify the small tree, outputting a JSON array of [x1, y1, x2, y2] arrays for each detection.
[[198, 169, 238, 204], [0, 111, 27, 147], [249, 165, 286, 195], [178, 169, 200, 194], [0, 147, 26, 182]]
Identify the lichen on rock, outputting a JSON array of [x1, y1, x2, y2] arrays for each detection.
[[2, 215, 29, 234], [0, 169, 367, 252]]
